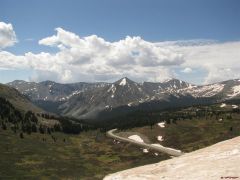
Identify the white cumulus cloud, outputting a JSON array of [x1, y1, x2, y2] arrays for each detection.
[[181, 67, 193, 73], [1, 24, 240, 84], [32, 28, 183, 82], [0, 22, 17, 49], [175, 41, 240, 84]]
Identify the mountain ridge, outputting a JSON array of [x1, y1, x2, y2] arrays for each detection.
[[6, 77, 240, 120], [0, 83, 42, 113]]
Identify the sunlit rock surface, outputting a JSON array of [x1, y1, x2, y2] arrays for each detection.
[[104, 136, 240, 180]]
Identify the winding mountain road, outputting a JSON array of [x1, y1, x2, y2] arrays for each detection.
[[107, 129, 183, 157]]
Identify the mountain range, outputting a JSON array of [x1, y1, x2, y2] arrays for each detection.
[[6, 77, 240, 121]]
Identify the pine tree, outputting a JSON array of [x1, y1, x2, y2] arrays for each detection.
[[20, 132, 24, 139]]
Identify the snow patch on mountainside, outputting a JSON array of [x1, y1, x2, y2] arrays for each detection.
[[232, 105, 238, 109], [157, 136, 164, 142], [119, 78, 127, 86], [183, 83, 224, 97], [227, 85, 240, 98], [128, 135, 144, 143], [143, 149, 149, 153], [220, 103, 226, 108], [108, 84, 116, 93], [128, 102, 134, 107], [65, 90, 82, 100], [158, 122, 165, 128]]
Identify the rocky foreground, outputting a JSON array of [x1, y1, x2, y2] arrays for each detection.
[[104, 136, 240, 180]]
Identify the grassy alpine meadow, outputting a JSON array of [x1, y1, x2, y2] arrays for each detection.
[[0, 128, 168, 179]]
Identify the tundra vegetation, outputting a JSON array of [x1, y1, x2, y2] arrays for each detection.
[[0, 96, 240, 179]]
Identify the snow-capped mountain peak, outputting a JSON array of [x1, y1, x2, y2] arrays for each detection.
[[119, 78, 127, 86]]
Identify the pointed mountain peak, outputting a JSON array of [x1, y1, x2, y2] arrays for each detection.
[[115, 77, 136, 86], [160, 78, 194, 89], [119, 77, 127, 86]]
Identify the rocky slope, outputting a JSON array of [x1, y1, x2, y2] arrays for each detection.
[[7, 80, 108, 101], [104, 136, 240, 180]]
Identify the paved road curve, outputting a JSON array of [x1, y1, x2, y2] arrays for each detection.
[[107, 129, 183, 157]]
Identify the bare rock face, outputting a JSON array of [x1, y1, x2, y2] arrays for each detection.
[[104, 136, 240, 180]]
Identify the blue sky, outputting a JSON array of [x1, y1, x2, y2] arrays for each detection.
[[0, 0, 240, 84]]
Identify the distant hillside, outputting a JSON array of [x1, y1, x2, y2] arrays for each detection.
[[0, 83, 42, 113]]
